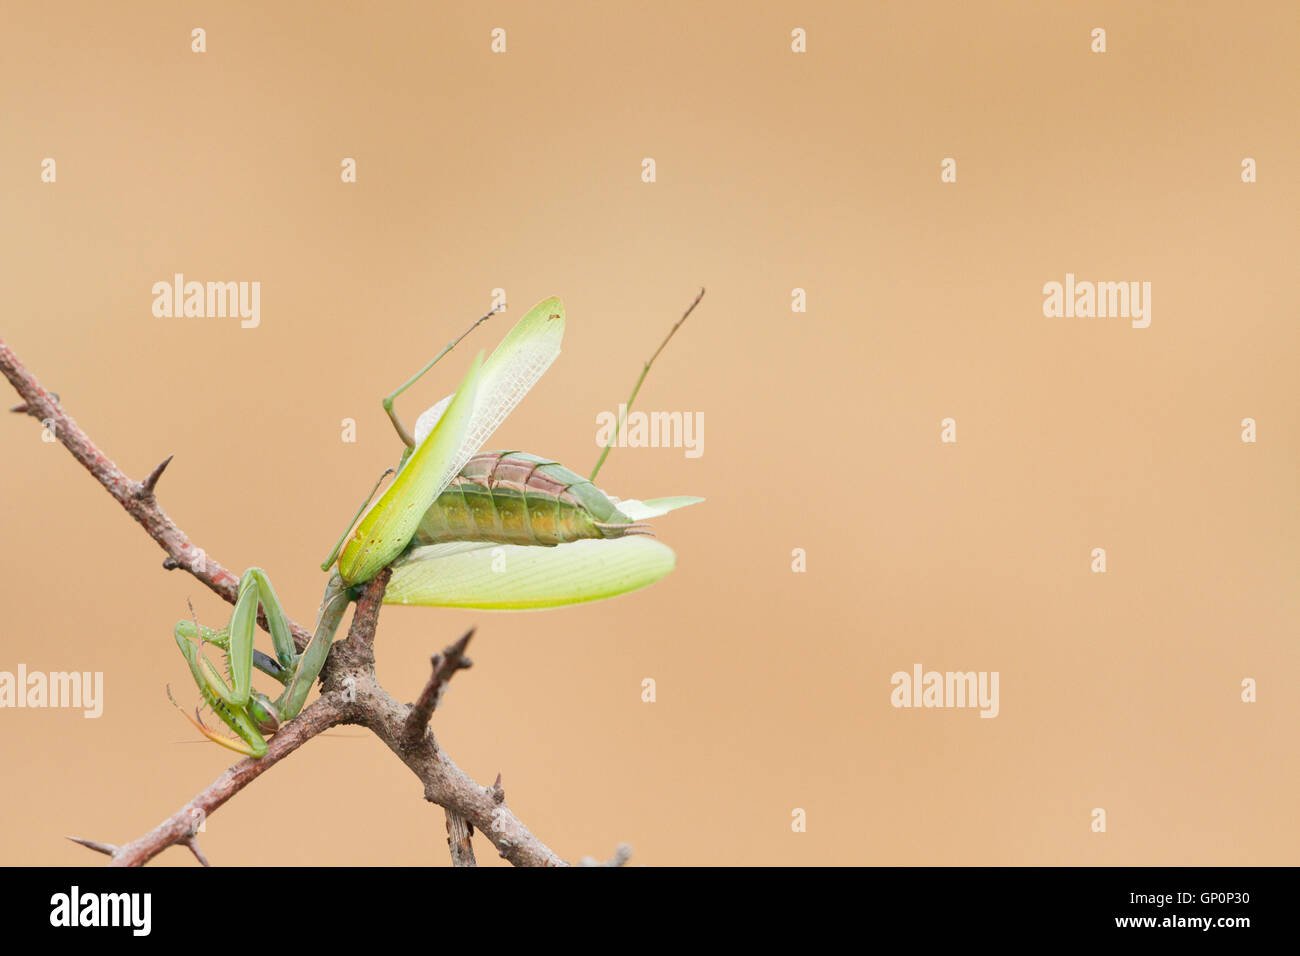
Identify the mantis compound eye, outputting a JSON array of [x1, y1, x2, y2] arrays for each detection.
[[248, 695, 281, 734]]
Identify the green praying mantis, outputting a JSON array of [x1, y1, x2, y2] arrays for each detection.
[[171, 296, 703, 757]]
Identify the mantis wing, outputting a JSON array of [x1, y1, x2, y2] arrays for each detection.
[[339, 354, 483, 584], [385, 536, 678, 610], [339, 298, 566, 585], [613, 496, 705, 520], [412, 296, 566, 481]]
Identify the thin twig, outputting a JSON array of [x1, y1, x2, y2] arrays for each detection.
[[0, 339, 313, 653], [104, 692, 347, 866], [400, 630, 479, 866], [401, 629, 475, 750]]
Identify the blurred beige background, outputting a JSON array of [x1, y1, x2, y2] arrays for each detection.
[[1, 1, 1296, 865]]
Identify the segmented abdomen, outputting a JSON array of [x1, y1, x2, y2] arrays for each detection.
[[413, 451, 636, 547]]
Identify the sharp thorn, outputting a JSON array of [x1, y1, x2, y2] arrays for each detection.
[[139, 454, 174, 496], [67, 835, 118, 857], [492, 772, 505, 804], [184, 837, 211, 867], [10, 391, 59, 415]]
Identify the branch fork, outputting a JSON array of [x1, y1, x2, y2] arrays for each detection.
[[1, 336, 592, 867]]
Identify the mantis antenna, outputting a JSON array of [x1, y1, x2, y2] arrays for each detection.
[[589, 287, 706, 482]]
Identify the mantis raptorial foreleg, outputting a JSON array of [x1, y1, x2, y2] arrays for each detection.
[[170, 569, 351, 758], [173, 623, 291, 683], [320, 467, 395, 571]]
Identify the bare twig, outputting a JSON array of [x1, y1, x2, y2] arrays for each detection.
[[0, 339, 313, 653], [2, 336, 568, 867], [399, 630, 478, 865], [348, 673, 566, 866], [103, 691, 348, 866], [401, 629, 475, 750]]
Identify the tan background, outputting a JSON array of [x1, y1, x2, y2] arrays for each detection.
[[1, 1, 1296, 865]]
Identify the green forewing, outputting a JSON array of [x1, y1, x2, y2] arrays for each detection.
[[385, 537, 678, 610], [338, 354, 483, 585], [413, 297, 566, 461], [354, 296, 565, 581]]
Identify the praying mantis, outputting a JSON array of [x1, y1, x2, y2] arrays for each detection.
[[171, 296, 703, 757]]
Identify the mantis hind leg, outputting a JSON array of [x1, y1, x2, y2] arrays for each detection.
[[275, 575, 351, 720], [381, 303, 503, 448]]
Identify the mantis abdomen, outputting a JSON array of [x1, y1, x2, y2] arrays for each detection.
[[413, 451, 647, 547]]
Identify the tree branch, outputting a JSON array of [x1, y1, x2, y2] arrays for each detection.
[[402, 629, 475, 750], [100, 691, 347, 866], [400, 630, 478, 865], [0, 339, 313, 652], [3, 336, 566, 867]]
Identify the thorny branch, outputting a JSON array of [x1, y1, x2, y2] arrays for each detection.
[[402, 629, 475, 751], [402, 629, 478, 865], [0, 336, 604, 868]]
